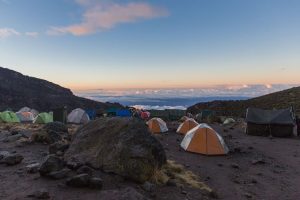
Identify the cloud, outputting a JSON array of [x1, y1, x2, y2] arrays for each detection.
[[0, 28, 20, 38], [47, 0, 168, 36], [25, 32, 39, 37]]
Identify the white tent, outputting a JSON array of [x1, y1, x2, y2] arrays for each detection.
[[67, 108, 90, 124]]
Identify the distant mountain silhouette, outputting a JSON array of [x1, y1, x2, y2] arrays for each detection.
[[187, 86, 300, 117], [0, 66, 122, 112]]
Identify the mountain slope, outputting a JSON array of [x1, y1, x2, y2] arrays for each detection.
[[0, 67, 122, 112], [187, 86, 300, 117]]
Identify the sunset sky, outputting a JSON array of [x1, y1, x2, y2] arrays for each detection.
[[0, 0, 300, 90]]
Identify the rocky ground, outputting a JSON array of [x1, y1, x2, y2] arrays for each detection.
[[0, 120, 300, 200]]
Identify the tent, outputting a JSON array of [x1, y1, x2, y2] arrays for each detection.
[[179, 116, 190, 122], [116, 109, 132, 117], [245, 107, 296, 137], [223, 118, 236, 125], [33, 112, 53, 124], [18, 107, 39, 117], [147, 118, 168, 133], [85, 109, 96, 120], [181, 123, 229, 155], [0, 111, 20, 123], [106, 108, 118, 117], [177, 118, 199, 135], [16, 111, 34, 122], [140, 111, 150, 120], [67, 108, 90, 124]]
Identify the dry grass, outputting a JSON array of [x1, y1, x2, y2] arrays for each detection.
[[152, 160, 212, 193]]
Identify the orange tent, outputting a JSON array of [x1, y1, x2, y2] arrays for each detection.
[[147, 118, 168, 133], [179, 116, 190, 122], [177, 118, 198, 135], [181, 123, 229, 155]]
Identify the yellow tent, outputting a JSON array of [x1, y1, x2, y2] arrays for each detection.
[[147, 118, 168, 133], [181, 123, 229, 155], [176, 118, 198, 135]]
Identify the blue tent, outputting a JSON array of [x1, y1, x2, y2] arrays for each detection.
[[116, 109, 132, 117], [85, 109, 96, 120]]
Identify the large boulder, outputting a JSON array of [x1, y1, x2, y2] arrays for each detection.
[[64, 117, 166, 183]]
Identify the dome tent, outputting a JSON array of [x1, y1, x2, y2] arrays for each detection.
[[18, 107, 39, 118], [0, 111, 20, 123], [177, 118, 199, 135], [181, 123, 229, 155], [67, 108, 90, 124], [33, 112, 53, 124], [16, 111, 34, 122], [223, 118, 236, 125], [147, 118, 168, 133]]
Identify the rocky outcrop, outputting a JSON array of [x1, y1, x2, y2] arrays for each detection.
[[64, 117, 166, 183]]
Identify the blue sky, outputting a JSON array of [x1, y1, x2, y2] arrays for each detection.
[[0, 0, 300, 90]]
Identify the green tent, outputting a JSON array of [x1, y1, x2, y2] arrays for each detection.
[[33, 112, 53, 124], [0, 111, 20, 123]]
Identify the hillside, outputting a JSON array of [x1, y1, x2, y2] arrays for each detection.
[[187, 86, 300, 117], [0, 67, 122, 112]]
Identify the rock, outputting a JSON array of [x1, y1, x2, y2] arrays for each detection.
[[66, 160, 82, 170], [3, 133, 23, 143], [39, 155, 65, 176], [181, 190, 187, 195], [26, 163, 40, 174], [230, 163, 240, 169], [49, 142, 69, 154], [251, 178, 257, 184], [34, 122, 69, 144], [141, 181, 155, 192], [48, 168, 71, 179], [27, 189, 50, 199], [217, 163, 223, 167], [251, 158, 266, 165], [76, 165, 94, 176], [2, 154, 24, 165], [64, 117, 166, 183], [89, 177, 103, 189], [0, 151, 10, 160], [66, 173, 90, 187], [244, 192, 252, 198], [166, 179, 177, 187]]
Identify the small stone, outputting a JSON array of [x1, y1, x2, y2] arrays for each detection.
[[0, 151, 10, 160], [26, 163, 40, 174], [248, 146, 254, 150], [244, 192, 252, 198], [251, 158, 266, 165], [66, 161, 82, 170], [181, 190, 187, 195], [48, 168, 71, 179], [76, 165, 94, 176], [27, 189, 50, 199], [3, 134, 23, 143], [251, 178, 257, 184], [2, 154, 24, 165], [217, 163, 223, 167], [230, 163, 239, 169], [89, 177, 103, 189], [166, 179, 177, 187], [39, 155, 65, 176], [141, 181, 155, 192], [66, 173, 90, 187]]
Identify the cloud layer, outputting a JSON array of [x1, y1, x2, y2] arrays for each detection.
[[48, 0, 168, 36], [0, 28, 20, 38]]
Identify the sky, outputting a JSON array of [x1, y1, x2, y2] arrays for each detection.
[[0, 0, 300, 91]]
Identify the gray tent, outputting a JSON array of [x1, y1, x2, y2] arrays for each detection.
[[245, 107, 296, 137]]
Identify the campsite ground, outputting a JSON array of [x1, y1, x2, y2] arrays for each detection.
[[0, 122, 300, 200]]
